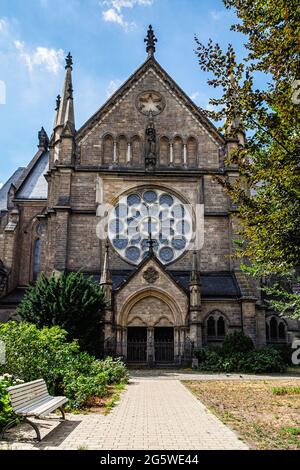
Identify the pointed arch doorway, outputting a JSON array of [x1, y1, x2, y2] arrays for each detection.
[[117, 289, 186, 365]]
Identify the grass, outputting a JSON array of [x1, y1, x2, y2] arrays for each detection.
[[183, 379, 300, 450], [272, 386, 300, 395]]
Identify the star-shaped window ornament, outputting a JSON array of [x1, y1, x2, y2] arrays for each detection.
[[136, 91, 165, 116]]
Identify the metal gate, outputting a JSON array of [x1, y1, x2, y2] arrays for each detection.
[[127, 340, 147, 362]]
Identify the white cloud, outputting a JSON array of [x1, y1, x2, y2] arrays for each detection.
[[0, 183, 3, 190], [210, 10, 225, 21], [103, 8, 126, 26], [103, 0, 153, 11], [14, 41, 64, 74], [106, 79, 122, 97], [190, 91, 200, 101], [0, 18, 8, 32], [101, 0, 153, 30]]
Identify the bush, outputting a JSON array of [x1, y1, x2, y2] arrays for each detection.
[[63, 373, 109, 410], [17, 272, 105, 356], [196, 347, 286, 374], [0, 322, 128, 412], [194, 332, 286, 374], [222, 331, 254, 355], [90, 357, 128, 384], [0, 374, 23, 430]]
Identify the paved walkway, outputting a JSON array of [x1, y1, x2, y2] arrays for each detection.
[[1, 376, 249, 450]]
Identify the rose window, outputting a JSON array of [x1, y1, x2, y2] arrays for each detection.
[[108, 189, 193, 265]]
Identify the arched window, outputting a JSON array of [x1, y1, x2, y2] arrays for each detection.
[[33, 238, 40, 281], [206, 312, 227, 341], [270, 317, 278, 340], [118, 135, 127, 166], [278, 322, 286, 340], [173, 136, 183, 166], [102, 134, 114, 165], [131, 136, 141, 166], [266, 316, 287, 343], [217, 316, 225, 337], [159, 137, 169, 166], [187, 137, 197, 167], [207, 316, 216, 337]]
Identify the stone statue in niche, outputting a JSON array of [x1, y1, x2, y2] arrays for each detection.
[[145, 112, 157, 171]]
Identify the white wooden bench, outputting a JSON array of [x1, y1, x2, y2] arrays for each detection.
[[1, 379, 68, 441]]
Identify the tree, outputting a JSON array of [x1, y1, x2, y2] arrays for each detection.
[[195, 0, 300, 318], [17, 272, 105, 356]]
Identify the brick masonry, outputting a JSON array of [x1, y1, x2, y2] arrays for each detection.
[[1, 49, 298, 345]]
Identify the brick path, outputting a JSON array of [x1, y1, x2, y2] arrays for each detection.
[[1, 377, 248, 450]]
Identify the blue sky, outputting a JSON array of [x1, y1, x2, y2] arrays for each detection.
[[0, 0, 246, 185]]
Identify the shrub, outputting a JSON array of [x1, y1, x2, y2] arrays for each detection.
[[90, 357, 129, 384], [63, 373, 109, 410], [222, 331, 254, 355], [0, 322, 128, 411], [196, 347, 286, 374], [0, 374, 23, 430], [17, 272, 105, 356], [194, 332, 286, 373], [272, 343, 294, 365]]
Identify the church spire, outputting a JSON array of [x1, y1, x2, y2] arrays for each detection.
[[144, 25, 157, 58], [56, 52, 75, 133]]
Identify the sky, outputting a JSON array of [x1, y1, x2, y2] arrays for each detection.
[[0, 0, 247, 186]]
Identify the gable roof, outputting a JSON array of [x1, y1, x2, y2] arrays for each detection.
[[76, 56, 225, 145], [114, 251, 188, 296], [0, 167, 25, 211], [16, 150, 49, 200]]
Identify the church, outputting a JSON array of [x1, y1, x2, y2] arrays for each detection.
[[0, 26, 298, 365]]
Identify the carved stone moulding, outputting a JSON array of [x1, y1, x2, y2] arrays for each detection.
[[143, 266, 159, 284], [136, 90, 165, 116]]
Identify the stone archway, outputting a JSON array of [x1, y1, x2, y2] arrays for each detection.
[[116, 289, 186, 364]]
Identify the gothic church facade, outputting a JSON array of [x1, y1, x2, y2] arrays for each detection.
[[0, 27, 298, 364]]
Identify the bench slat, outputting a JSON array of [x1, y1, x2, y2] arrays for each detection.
[[11, 390, 50, 408], [8, 387, 48, 400], [16, 397, 68, 417], [9, 381, 48, 394], [14, 395, 52, 413], [8, 379, 45, 392]]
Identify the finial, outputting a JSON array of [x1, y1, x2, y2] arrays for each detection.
[[55, 94, 61, 111], [65, 52, 73, 69], [144, 25, 157, 58], [38, 127, 49, 150]]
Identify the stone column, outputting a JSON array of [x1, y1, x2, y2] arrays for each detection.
[[183, 144, 187, 167], [127, 142, 131, 164], [174, 327, 180, 365], [256, 307, 267, 348], [116, 327, 122, 356], [122, 327, 127, 359], [147, 327, 154, 366], [113, 141, 117, 165], [169, 143, 173, 166], [241, 299, 257, 345]]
